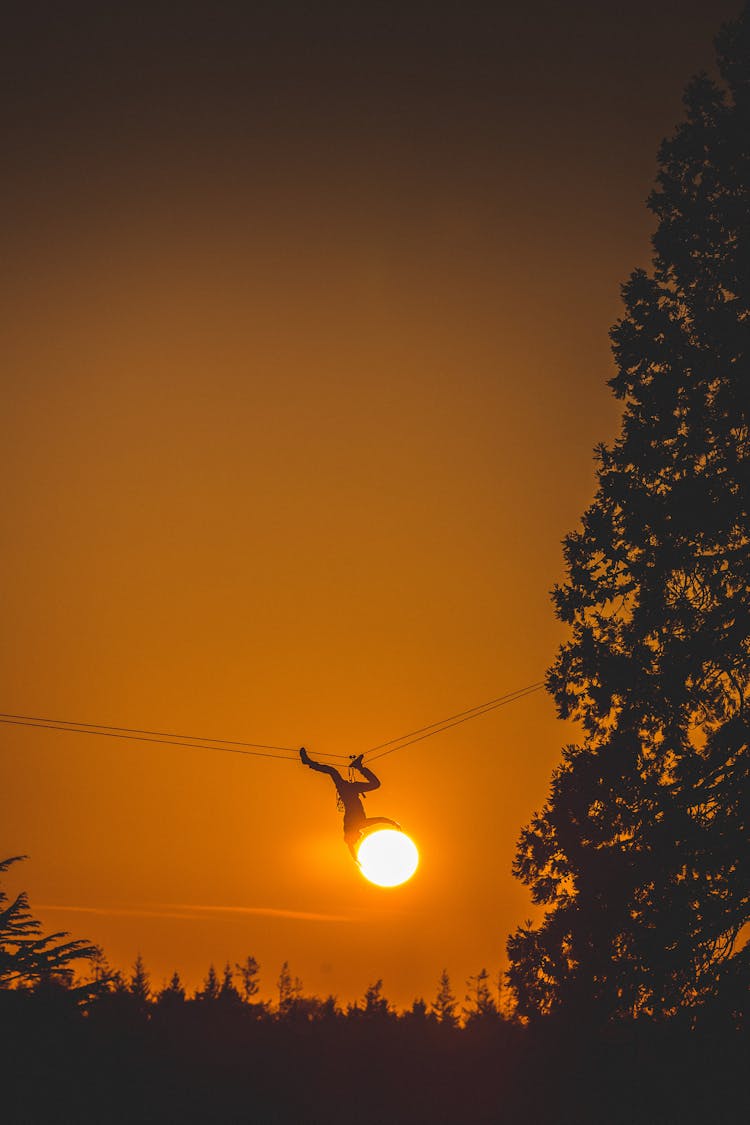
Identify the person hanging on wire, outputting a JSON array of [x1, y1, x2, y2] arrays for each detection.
[[299, 747, 400, 860]]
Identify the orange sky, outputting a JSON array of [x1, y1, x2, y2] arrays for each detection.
[[1, 1, 740, 1009]]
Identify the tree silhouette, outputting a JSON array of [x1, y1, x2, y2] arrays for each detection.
[[508, 7, 750, 1023], [235, 954, 260, 1003], [403, 997, 429, 1023], [156, 970, 186, 1008], [87, 947, 115, 990], [129, 952, 151, 1010], [219, 961, 242, 1005], [463, 968, 497, 1024], [361, 978, 391, 1019], [0, 856, 98, 989], [432, 968, 459, 1027], [276, 960, 302, 1017], [197, 962, 220, 1002]]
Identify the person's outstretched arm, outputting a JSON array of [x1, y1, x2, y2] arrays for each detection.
[[299, 747, 343, 782]]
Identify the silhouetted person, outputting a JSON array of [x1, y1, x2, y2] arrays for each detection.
[[299, 748, 399, 860]]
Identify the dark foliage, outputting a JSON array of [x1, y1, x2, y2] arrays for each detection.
[[0, 856, 98, 991], [0, 982, 746, 1124], [509, 5, 750, 1023]]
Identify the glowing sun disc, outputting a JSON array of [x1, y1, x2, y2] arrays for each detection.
[[357, 829, 419, 887]]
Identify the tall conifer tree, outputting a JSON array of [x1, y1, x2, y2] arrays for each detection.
[[508, 8, 750, 1022]]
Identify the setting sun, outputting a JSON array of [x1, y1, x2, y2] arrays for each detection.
[[357, 829, 419, 887]]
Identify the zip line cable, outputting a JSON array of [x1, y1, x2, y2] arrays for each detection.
[[361, 682, 545, 759], [0, 711, 298, 755], [364, 683, 545, 762], [0, 716, 305, 763], [0, 711, 314, 756], [0, 679, 546, 767]]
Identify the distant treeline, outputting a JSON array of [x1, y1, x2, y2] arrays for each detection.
[[75, 950, 511, 1027], [1, 847, 749, 1123], [2, 964, 746, 1125]]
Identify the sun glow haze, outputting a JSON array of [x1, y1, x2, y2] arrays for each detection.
[[1, 0, 734, 1013], [357, 830, 419, 887]]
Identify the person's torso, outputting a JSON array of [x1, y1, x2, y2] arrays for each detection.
[[338, 780, 366, 821]]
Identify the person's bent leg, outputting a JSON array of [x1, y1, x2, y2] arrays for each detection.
[[352, 763, 381, 792]]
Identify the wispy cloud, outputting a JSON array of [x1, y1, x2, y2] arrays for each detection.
[[37, 903, 353, 923], [162, 903, 353, 923]]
